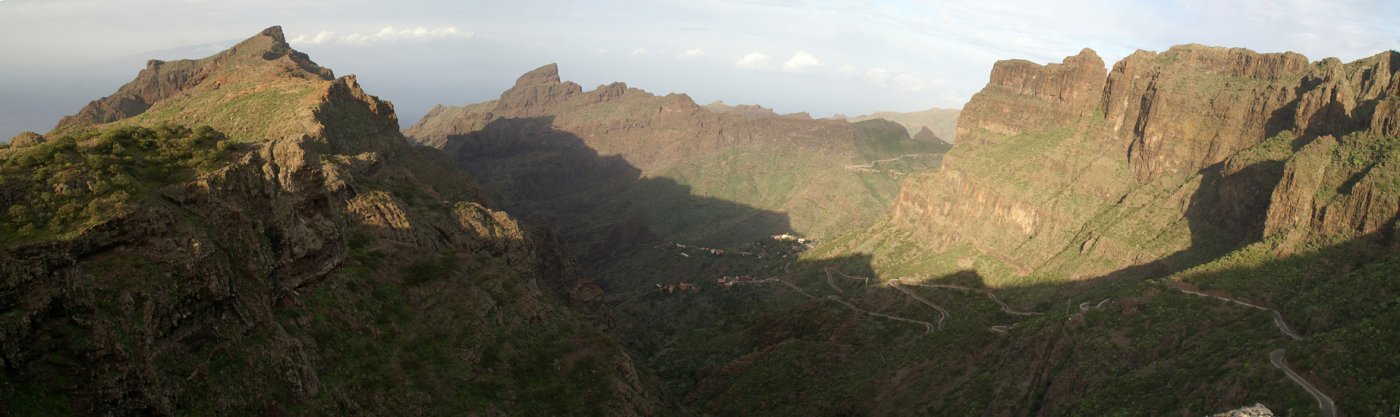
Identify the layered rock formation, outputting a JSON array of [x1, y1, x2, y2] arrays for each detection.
[[955, 49, 1105, 147], [867, 44, 1400, 282], [1, 27, 655, 416]]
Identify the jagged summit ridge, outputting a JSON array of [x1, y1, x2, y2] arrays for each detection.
[[514, 62, 563, 86], [54, 25, 333, 133]]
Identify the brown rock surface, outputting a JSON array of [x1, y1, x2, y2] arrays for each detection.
[[7, 131, 45, 147], [1102, 45, 1309, 180], [956, 48, 1105, 147], [870, 44, 1400, 281]]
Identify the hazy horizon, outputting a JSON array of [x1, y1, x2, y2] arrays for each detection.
[[2, 0, 1398, 140]]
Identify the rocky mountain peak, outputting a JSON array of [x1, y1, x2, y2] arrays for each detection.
[[261, 25, 287, 42], [912, 126, 948, 145], [986, 48, 1105, 104], [515, 63, 563, 87], [54, 26, 333, 133], [1065, 47, 1104, 68], [957, 49, 1107, 145], [496, 63, 583, 113]]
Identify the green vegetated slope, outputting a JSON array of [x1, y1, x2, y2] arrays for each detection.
[[1, 27, 656, 416]]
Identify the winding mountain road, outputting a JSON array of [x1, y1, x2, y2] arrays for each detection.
[[1173, 288, 1302, 340], [1076, 298, 1112, 312], [739, 276, 936, 333], [825, 270, 845, 293], [1270, 349, 1336, 417], [888, 279, 950, 330], [825, 295, 936, 333], [900, 281, 1043, 317], [1171, 285, 1327, 415], [989, 323, 1019, 334], [843, 153, 940, 170]]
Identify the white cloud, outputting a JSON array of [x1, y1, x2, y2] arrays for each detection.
[[864, 68, 891, 84], [734, 52, 771, 70], [892, 73, 929, 92], [631, 48, 649, 56], [781, 51, 822, 71], [290, 26, 472, 47], [677, 48, 705, 59], [835, 64, 934, 92]]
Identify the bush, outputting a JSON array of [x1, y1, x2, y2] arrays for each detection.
[[0, 124, 234, 244]]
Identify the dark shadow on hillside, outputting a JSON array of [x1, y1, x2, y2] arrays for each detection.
[[1264, 53, 1398, 153], [426, 114, 1400, 416], [437, 116, 795, 286]]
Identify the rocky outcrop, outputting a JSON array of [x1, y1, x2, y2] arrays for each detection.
[[956, 49, 1105, 146], [1103, 45, 1309, 180], [1211, 404, 1275, 417], [1263, 133, 1400, 240], [7, 131, 44, 147], [495, 63, 584, 115], [704, 101, 781, 118]]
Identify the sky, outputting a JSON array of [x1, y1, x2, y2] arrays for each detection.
[[1, 0, 1398, 141]]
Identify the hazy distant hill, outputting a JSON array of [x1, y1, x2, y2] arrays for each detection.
[[845, 107, 961, 143]]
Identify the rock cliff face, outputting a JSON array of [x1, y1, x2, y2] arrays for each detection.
[[1102, 45, 1309, 180], [955, 49, 1105, 147], [872, 44, 1400, 282], [1, 28, 655, 416]]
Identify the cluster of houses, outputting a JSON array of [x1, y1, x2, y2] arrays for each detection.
[[655, 282, 698, 293], [657, 234, 819, 261], [660, 241, 748, 257], [714, 275, 757, 290], [771, 233, 817, 253]]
